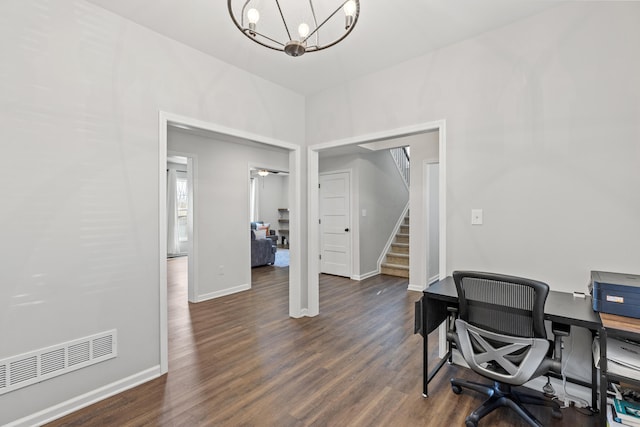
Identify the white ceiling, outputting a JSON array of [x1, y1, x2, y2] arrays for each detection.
[[86, 0, 561, 96]]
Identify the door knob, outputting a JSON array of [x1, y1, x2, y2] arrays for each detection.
[[345, 228, 350, 232]]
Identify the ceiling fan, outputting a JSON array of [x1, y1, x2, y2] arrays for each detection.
[[253, 168, 287, 177]]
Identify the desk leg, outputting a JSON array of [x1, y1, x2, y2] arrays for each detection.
[[591, 330, 598, 412], [422, 297, 428, 397], [423, 325, 453, 398], [422, 295, 453, 397], [599, 328, 607, 426], [422, 334, 429, 397]]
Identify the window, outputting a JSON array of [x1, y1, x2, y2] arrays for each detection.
[[250, 177, 257, 222], [176, 176, 188, 242]]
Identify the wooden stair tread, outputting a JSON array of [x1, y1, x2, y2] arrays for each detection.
[[381, 210, 411, 278], [381, 262, 409, 270], [387, 252, 409, 258]]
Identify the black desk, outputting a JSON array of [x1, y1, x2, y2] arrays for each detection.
[[418, 277, 603, 411]]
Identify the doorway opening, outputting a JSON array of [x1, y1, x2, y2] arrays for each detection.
[[167, 156, 189, 258], [249, 167, 290, 269], [308, 120, 447, 316], [166, 152, 196, 303], [159, 112, 302, 374]]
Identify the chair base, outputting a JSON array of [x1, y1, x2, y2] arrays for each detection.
[[450, 378, 562, 427]]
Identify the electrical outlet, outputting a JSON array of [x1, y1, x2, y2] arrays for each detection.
[[218, 265, 224, 275]]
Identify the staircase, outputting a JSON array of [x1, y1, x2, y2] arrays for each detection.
[[380, 213, 410, 278]]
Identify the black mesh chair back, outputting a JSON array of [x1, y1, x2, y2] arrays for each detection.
[[454, 271, 548, 339]]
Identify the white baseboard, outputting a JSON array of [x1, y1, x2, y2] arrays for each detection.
[[407, 283, 425, 292], [196, 283, 250, 302], [408, 276, 440, 292], [9, 366, 162, 427], [289, 308, 310, 318], [351, 270, 379, 281]]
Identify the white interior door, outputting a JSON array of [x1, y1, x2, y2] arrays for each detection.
[[320, 172, 351, 277]]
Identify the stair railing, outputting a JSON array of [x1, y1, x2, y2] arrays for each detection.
[[390, 146, 410, 189]]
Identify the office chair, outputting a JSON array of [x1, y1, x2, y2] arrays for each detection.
[[448, 271, 562, 427]]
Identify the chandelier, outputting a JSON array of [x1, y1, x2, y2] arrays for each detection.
[[227, 0, 360, 57]]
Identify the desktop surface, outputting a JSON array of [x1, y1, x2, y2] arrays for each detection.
[[425, 277, 601, 328]]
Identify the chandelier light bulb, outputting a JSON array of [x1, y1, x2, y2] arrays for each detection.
[[343, 0, 356, 29], [247, 8, 260, 24], [298, 23, 310, 39], [343, 0, 356, 17]]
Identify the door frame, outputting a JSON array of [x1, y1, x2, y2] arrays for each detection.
[[307, 120, 447, 316], [319, 170, 353, 278], [158, 111, 303, 374], [422, 160, 440, 287]]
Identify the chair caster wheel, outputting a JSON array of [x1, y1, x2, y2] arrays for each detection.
[[552, 408, 562, 419], [451, 385, 462, 395], [465, 419, 478, 427]]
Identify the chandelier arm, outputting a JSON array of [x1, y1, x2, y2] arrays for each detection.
[[307, 0, 359, 51], [274, 0, 293, 41], [308, 0, 320, 47], [240, 0, 251, 27], [302, 0, 351, 44], [243, 30, 286, 48]]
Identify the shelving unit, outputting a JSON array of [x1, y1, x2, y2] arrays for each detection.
[[278, 208, 289, 248], [599, 313, 640, 424]]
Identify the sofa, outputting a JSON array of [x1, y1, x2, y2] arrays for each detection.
[[250, 221, 278, 244], [250, 228, 277, 267]]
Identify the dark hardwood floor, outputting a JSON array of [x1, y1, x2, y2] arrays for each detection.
[[48, 258, 599, 426]]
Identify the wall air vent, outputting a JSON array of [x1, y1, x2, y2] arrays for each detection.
[[0, 329, 117, 395], [9, 356, 37, 385], [0, 364, 6, 389]]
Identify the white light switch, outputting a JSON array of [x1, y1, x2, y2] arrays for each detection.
[[362, 209, 367, 217], [471, 209, 483, 225]]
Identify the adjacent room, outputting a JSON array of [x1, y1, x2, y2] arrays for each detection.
[[2, 1, 639, 426]]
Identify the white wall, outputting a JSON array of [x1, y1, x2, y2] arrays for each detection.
[[307, 2, 640, 293], [358, 151, 409, 275], [168, 129, 289, 299], [0, 0, 303, 424]]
